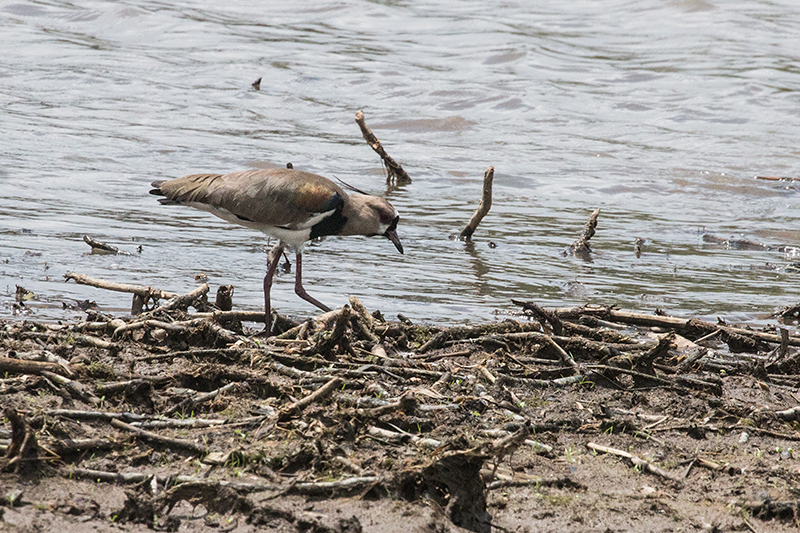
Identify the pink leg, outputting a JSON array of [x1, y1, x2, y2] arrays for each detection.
[[294, 252, 331, 312], [263, 243, 285, 333]]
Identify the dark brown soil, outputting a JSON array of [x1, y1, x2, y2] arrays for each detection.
[[2, 300, 800, 532]]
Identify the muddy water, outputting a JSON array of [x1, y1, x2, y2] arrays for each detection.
[[2, 0, 799, 326]]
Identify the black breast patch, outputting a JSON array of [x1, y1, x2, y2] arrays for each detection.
[[310, 193, 347, 239]]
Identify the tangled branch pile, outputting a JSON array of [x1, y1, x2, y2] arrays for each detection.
[[2, 288, 800, 531]]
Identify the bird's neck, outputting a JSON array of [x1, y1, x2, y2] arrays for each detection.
[[339, 195, 375, 236]]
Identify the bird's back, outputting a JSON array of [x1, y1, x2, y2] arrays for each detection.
[[151, 168, 347, 234]]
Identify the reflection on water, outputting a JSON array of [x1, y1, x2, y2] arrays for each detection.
[[1, 0, 799, 328]]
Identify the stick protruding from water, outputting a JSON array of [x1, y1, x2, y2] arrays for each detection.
[[355, 110, 412, 185], [568, 208, 600, 260], [459, 166, 494, 241]]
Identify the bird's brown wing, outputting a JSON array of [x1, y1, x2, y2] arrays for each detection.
[[156, 169, 347, 229]]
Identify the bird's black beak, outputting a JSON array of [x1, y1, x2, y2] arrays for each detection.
[[384, 216, 403, 254]]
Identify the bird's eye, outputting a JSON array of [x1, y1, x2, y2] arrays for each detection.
[[379, 212, 391, 224]]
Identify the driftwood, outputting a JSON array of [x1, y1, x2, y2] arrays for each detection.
[[110, 418, 207, 455], [634, 237, 644, 258], [3, 293, 800, 530], [146, 282, 210, 314], [568, 208, 600, 258], [65, 272, 178, 315], [82, 235, 132, 256], [775, 303, 800, 320], [65, 272, 216, 317], [19, 330, 120, 351], [548, 305, 800, 349], [41, 370, 100, 405], [279, 377, 343, 421], [702, 234, 771, 251], [459, 166, 494, 241], [354, 110, 411, 184], [64, 272, 178, 300], [63, 465, 380, 498], [0, 356, 75, 378], [587, 441, 683, 484], [367, 425, 442, 450], [1, 409, 39, 473], [349, 296, 380, 344], [215, 284, 234, 311], [165, 382, 238, 416]]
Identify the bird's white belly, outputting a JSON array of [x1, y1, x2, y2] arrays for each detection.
[[186, 202, 312, 250]]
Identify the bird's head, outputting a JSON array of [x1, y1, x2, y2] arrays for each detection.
[[344, 195, 404, 254]]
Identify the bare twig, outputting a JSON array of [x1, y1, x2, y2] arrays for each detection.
[[41, 370, 100, 405], [568, 208, 600, 258], [587, 441, 682, 484], [349, 296, 380, 344], [110, 418, 207, 455], [147, 283, 210, 314], [64, 272, 179, 315], [64, 272, 178, 300], [366, 426, 442, 449], [459, 167, 494, 241], [354, 110, 411, 184], [544, 335, 580, 373], [1, 408, 40, 474], [314, 305, 351, 356], [0, 357, 75, 378], [165, 382, 239, 416], [279, 377, 343, 421], [19, 330, 119, 351], [519, 303, 800, 348], [82, 235, 117, 255]]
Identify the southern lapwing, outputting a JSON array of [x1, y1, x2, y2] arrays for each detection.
[[150, 168, 403, 333]]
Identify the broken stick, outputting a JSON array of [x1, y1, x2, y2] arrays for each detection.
[[568, 208, 600, 258], [354, 110, 411, 184], [65, 272, 179, 315], [146, 282, 210, 314], [0, 356, 75, 378], [587, 441, 682, 484], [110, 418, 207, 455], [82, 235, 131, 256], [279, 377, 343, 421], [1, 408, 40, 474], [459, 166, 494, 241]]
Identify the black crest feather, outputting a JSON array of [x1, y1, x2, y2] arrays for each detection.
[[332, 175, 368, 195]]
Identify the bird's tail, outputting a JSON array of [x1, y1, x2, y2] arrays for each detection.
[[149, 181, 181, 205]]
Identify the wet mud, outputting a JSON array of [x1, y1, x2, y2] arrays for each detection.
[[2, 296, 800, 532]]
